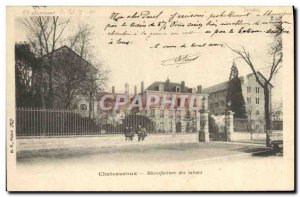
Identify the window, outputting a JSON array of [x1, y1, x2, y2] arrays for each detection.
[[256, 110, 260, 115], [169, 111, 173, 118], [150, 110, 155, 117], [80, 104, 87, 110], [256, 98, 260, 104], [160, 122, 164, 131], [176, 111, 181, 118], [177, 98, 181, 106], [193, 111, 197, 118], [176, 86, 180, 92], [256, 87, 260, 94], [193, 99, 197, 107], [247, 86, 252, 93], [255, 124, 260, 130], [247, 97, 251, 104], [160, 110, 164, 118]]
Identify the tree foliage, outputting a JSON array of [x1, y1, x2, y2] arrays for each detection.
[[226, 68, 247, 118], [17, 17, 110, 113], [15, 43, 37, 107]]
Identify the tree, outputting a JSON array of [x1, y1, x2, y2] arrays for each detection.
[[18, 16, 70, 107], [227, 16, 282, 132], [50, 46, 90, 109], [67, 24, 94, 61], [82, 64, 110, 118], [15, 43, 37, 107], [66, 24, 110, 117], [226, 63, 247, 118], [246, 104, 254, 132], [271, 101, 283, 121]]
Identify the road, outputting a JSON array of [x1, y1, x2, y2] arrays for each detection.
[[17, 140, 273, 166], [14, 136, 286, 191]]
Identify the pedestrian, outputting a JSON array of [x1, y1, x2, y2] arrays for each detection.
[[142, 127, 147, 141], [137, 125, 142, 141], [124, 126, 129, 141], [130, 127, 134, 141]]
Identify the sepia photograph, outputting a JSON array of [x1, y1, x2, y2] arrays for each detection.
[[6, 6, 294, 191]]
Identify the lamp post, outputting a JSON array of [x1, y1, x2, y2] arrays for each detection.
[[227, 100, 232, 111]]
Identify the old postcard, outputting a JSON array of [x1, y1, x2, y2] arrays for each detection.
[[6, 6, 294, 191]]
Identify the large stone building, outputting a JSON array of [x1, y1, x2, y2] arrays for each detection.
[[96, 79, 208, 133], [202, 67, 272, 132], [140, 78, 207, 133]]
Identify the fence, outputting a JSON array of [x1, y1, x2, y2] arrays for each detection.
[[272, 120, 283, 130], [233, 118, 248, 132], [16, 108, 157, 137], [16, 108, 100, 137]]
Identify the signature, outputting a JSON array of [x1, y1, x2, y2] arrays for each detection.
[[161, 52, 200, 66]]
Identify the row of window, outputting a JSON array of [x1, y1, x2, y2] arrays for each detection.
[[211, 90, 227, 99], [211, 86, 261, 100], [247, 86, 260, 94], [247, 97, 260, 104], [150, 110, 197, 118]]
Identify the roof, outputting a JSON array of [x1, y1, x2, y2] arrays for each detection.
[[146, 79, 192, 93], [202, 72, 273, 94], [202, 81, 229, 94], [40, 45, 97, 72]]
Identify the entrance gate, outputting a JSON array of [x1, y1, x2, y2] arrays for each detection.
[[208, 114, 227, 141]]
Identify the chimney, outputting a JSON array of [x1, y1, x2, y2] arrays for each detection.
[[141, 81, 144, 94], [197, 85, 202, 93], [181, 81, 185, 92], [166, 77, 170, 91], [112, 86, 115, 94], [134, 85, 137, 95], [125, 83, 129, 95]]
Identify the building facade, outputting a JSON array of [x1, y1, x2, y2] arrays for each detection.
[[139, 79, 207, 133], [95, 79, 208, 133], [203, 71, 272, 132]]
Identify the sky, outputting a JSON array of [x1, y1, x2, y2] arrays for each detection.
[[14, 7, 288, 103]]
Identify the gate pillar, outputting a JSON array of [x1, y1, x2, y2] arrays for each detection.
[[225, 110, 234, 141], [199, 97, 209, 142]]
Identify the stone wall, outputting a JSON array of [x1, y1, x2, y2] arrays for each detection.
[[230, 132, 266, 141]]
